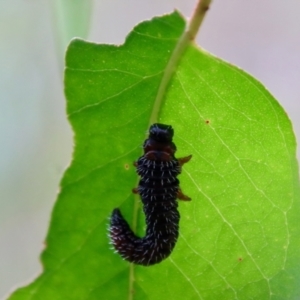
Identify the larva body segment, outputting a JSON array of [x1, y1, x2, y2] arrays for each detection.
[[109, 123, 191, 266]]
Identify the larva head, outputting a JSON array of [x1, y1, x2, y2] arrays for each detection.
[[149, 123, 174, 142]]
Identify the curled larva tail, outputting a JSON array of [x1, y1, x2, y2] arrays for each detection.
[[109, 208, 137, 256], [109, 208, 177, 266]]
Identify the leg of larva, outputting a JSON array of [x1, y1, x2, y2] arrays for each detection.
[[178, 155, 192, 166], [132, 188, 139, 194], [177, 189, 191, 201], [177, 155, 192, 201], [133, 161, 138, 167]]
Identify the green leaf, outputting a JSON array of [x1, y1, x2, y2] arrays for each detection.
[[9, 11, 300, 300]]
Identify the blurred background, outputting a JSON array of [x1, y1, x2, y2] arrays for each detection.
[[0, 0, 299, 298]]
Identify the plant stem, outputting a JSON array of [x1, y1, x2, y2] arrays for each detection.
[[149, 0, 212, 125], [129, 1, 212, 298]]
